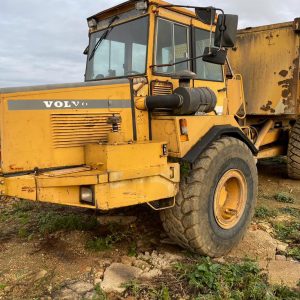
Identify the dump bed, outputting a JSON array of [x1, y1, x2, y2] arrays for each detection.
[[229, 19, 300, 116]]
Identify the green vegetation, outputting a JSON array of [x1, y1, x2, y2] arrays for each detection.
[[273, 221, 300, 242], [278, 207, 300, 218], [0, 283, 6, 290], [255, 206, 277, 219], [0, 199, 99, 238], [125, 258, 300, 300], [125, 281, 171, 300], [272, 220, 300, 261], [274, 192, 295, 204], [92, 284, 108, 300], [37, 212, 98, 234], [287, 247, 300, 261], [86, 224, 133, 252], [128, 242, 137, 257]]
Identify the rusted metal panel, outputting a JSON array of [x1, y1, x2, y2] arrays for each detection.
[[229, 19, 300, 115]]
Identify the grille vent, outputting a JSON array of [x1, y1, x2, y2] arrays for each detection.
[[51, 113, 120, 148], [151, 81, 173, 96]]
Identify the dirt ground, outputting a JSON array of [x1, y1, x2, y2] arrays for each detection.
[[0, 157, 299, 300]]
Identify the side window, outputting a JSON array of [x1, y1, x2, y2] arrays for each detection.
[[195, 29, 223, 81], [155, 19, 189, 74]]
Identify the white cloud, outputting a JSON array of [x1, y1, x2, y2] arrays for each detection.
[[0, 0, 299, 87]]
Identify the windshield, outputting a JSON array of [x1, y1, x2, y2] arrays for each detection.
[[86, 17, 149, 81]]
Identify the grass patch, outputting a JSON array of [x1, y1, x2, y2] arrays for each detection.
[[37, 212, 98, 234], [255, 206, 277, 219], [86, 225, 132, 252], [274, 192, 295, 204], [0, 199, 100, 239], [273, 221, 300, 243], [128, 242, 137, 257], [278, 207, 300, 218], [287, 247, 300, 261], [93, 284, 108, 300], [273, 220, 300, 261], [125, 258, 300, 299], [125, 281, 171, 300]]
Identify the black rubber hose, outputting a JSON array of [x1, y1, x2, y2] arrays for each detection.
[[145, 94, 182, 110]]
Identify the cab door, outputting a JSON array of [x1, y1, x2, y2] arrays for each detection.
[[192, 28, 227, 115]]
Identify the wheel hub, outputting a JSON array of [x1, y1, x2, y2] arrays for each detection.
[[213, 169, 247, 230]]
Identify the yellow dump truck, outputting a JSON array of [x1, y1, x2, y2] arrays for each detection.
[[0, 0, 299, 257]]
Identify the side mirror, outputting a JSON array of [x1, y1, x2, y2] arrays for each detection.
[[83, 46, 89, 55], [202, 47, 227, 65], [214, 14, 238, 48], [195, 7, 216, 25]]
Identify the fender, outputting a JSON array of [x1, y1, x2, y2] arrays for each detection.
[[183, 125, 258, 164]]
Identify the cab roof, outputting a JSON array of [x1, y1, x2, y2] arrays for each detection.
[[87, 0, 197, 22]]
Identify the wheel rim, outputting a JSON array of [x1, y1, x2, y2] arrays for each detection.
[[213, 169, 247, 230]]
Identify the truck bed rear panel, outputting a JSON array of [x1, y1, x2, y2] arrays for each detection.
[[229, 19, 300, 116]]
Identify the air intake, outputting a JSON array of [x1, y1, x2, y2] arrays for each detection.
[[51, 113, 121, 148]]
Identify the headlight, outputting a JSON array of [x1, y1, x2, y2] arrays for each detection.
[[80, 186, 94, 204], [87, 18, 97, 29], [135, 1, 148, 11]]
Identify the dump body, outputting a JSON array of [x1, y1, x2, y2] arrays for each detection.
[[229, 19, 300, 116]]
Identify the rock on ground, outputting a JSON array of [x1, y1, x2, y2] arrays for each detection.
[[265, 260, 300, 288], [54, 281, 94, 300], [228, 229, 278, 260], [101, 263, 142, 293]]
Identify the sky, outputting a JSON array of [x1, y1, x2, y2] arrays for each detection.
[[0, 0, 299, 88]]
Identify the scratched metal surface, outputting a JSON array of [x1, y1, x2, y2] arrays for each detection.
[[228, 19, 300, 116]]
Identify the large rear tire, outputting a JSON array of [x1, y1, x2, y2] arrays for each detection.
[[287, 119, 300, 179], [160, 137, 258, 257]]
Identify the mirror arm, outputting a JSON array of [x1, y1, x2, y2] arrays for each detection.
[[150, 47, 225, 69], [151, 54, 206, 69]]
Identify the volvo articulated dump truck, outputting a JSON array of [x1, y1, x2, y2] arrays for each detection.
[[0, 0, 299, 257]]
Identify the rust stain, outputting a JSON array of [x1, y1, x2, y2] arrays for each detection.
[[260, 100, 275, 113], [279, 70, 288, 77], [9, 165, 24, 171], [278, 58, 299, 113]]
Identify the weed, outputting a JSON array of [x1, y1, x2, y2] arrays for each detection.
[[279, 207, 300, 218], [174, 258, 300, 299], [37, 213, 98, 234], [272, 285, 300, 299], [124, 258, 300, 299], [273, 221, 300, 242], [12, 200, 35, 212], [287, 246, 300, 261], [125, 281, 170, 300], [149, 285, 170, 300], [255, 206, 277, 219], [93, 284, 107, 300], [86, 237, 113, 252], [128, 242, 137, 257], [274, 192, 295, 204], [18, 227, 29, 238], [124, 280, 142, 298], [0, 283, 6, 290], [86, 230, 130, 252]]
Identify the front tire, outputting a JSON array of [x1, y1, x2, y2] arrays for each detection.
[[160, 137, 258, 257]]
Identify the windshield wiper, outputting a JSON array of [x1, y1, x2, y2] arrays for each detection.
[[88, 15, 119, 61]]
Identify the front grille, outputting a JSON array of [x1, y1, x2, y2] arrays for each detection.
[[51, 113, 120, 148], [151, 81, 173, 96]]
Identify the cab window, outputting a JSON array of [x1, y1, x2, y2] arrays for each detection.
[[194, 29, 223, 81], [155, 18, 189, 74]]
